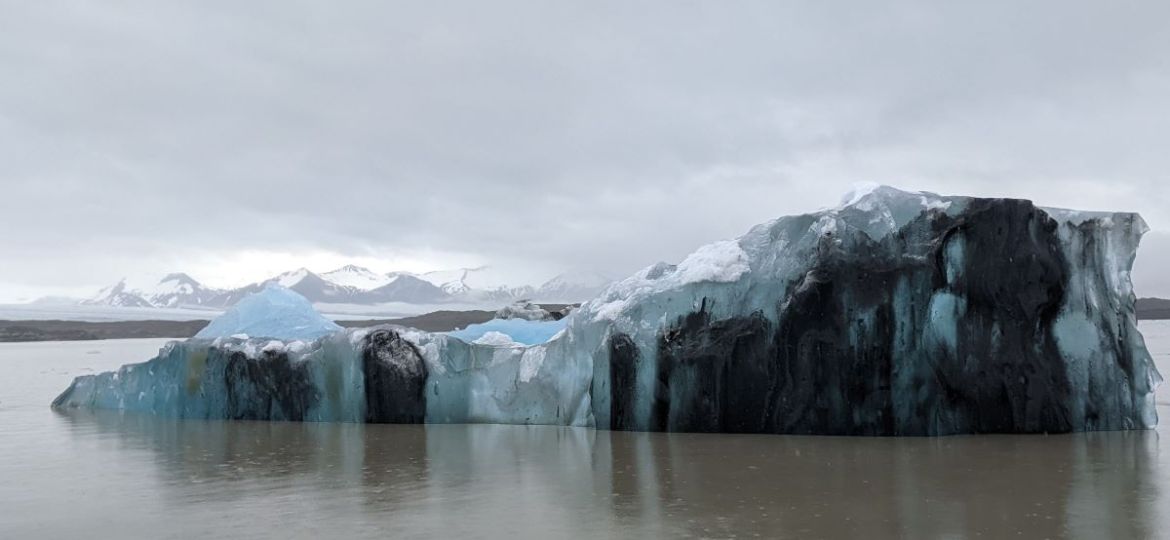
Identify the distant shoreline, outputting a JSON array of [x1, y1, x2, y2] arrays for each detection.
[[0, 306, 582, 342], [0, 311, 491, 343], [1, 301, 1165, 343]]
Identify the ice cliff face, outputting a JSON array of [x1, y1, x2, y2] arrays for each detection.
[[53, 186, 1161, 436], [576, 185, 1159, 434]]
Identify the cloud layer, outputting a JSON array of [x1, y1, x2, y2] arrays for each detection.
[[2, 1, 1168, 300]]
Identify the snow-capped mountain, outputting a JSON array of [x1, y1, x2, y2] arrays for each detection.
[[80, 264, 609, 311], [417, 268, 470, 294], [319, 265, 396, 291], [533, 270, 613, 303], [82, 280, 155, 308], [365, 274, 451, 304], [83, 274, 223, 308], [141, 273, 223, 307], [417, 266, 536, 302], [265, 268, 453, 304], [263, 268, 361, 303]]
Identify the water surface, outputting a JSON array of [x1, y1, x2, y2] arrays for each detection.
[[2, 324, 1167, 539]]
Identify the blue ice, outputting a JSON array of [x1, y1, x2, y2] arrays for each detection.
[[447, 318, 568, 345], [194, 284, 341, 341]]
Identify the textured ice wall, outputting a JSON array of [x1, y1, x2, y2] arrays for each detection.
[[52, 335, 367, 422], [54, 186, 1161, 435], [53, 327, 593, 426], [576, 186, 1160, 435]]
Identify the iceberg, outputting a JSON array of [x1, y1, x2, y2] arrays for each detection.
[[193, 284, 341, 341], [494, 300, 562, 321], [53, 186, 1162, 436], [51, 325, 592, 426], [448, 318, 568, 346]]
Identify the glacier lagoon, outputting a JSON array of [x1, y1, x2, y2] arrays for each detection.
[[1, 331, 1168, 538], [53, 187, 1162, 435]]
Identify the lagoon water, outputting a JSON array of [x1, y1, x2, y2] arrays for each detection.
[[2, 323, 1168, 539]]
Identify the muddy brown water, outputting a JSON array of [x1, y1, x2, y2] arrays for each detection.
[[2, 323, 1167, 539]]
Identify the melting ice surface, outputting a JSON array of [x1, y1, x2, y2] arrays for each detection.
[[193, 284, 341, 341], [54, 186, 1162, 436], [447, 318, 568, 346]]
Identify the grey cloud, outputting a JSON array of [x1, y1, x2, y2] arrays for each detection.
[[1, 1, 1169, 297]]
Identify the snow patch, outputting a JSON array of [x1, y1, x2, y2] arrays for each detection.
[[839, 181, 882, 208], [275, 269, 311, 288], [674, 240, 751, 285], [448, 318, 568, 346], [518, 346, 547, 383], [472, 331, 519, 347]]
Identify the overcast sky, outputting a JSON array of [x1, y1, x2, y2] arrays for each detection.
[[1, 1, 1169, 302]]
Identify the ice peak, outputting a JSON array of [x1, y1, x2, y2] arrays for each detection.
[[836, 184, 941, 211], [838, 181, 884, 207], [826, 184, 956, 240]]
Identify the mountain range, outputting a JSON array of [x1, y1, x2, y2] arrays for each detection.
[[78, 266, 612, 309]]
